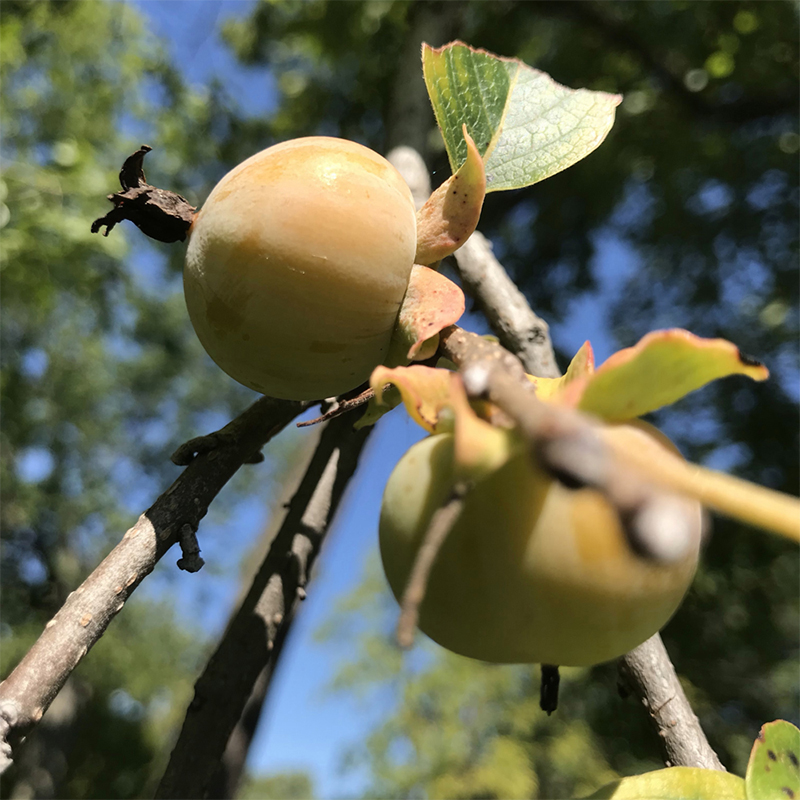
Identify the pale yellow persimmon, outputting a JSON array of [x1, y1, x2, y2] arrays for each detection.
[[379, 424, 702, 666], [184, 137, 417, 400]]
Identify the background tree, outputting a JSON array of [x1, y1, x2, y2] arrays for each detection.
[[1, 1, 797, 797], [1, 2, 306, 795]]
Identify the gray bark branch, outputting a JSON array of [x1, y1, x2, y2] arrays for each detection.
[[453, 232, 561, 379], [155, 414, 371, 799], [619, 635, 726, 770], [0, 396, 306, 775]]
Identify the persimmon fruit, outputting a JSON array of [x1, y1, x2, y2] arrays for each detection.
[[184, 137, 417, 400], [379, 424, 702, 666]]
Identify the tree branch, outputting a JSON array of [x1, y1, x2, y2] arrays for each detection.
[[619, 635, 726, 770], [452, 232, 561, 379], [422, 219, 724, 766], [438, 326, 699, 564], [388, 147, 560, 379], [155, 413, 371, 800], [0, 395, 306, 775]]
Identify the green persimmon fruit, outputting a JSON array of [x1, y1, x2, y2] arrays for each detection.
[[184, 137, 417, 400], [379, 424, 702, 665]]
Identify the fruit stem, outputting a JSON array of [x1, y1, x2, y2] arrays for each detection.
[[91, 145, 196, 243], [609, 437, 800, 543]]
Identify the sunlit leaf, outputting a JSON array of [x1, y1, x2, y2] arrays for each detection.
[[422, 41, 621, 192], [415, 127, 485, 265], [577, 329, 769, 422], [368, 365, 454, 433], [529, 340, 595, 403], [746, 720, 800, 800], [584, 766, 746, 799]]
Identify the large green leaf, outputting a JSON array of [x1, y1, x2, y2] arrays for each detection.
[[584, 766, 746, 799], [746, 720, 800, 800], [422, 41, 621, 192]]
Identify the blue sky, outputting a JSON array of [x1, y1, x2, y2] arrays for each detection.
[[127, 3, 629, 796]]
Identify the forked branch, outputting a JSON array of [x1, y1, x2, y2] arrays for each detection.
[[0, 396, 307, 775]]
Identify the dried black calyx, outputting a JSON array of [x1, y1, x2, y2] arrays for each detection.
[[91, 145, 196, 244]]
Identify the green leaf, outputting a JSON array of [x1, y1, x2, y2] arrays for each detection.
[[577, 329, 769, 422], [422, 41, 621, 192], [584, 766, 746, 799], [746, 720, 800, 800]]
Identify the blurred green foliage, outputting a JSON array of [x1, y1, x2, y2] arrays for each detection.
[[2, 0, 798, 797], [0, 1, 291, 796], [238, 771, 316, 799]]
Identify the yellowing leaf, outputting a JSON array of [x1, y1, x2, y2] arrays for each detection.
[[369, 365, 521, 481], [415, 127, 486, 265], [447, 375, 522, 482], [368, 365, 453, 433], [584, 766, 746, 799], [746, 720, 800, 800], [578, 329, 769, 422], [528, 340, 595, 403]]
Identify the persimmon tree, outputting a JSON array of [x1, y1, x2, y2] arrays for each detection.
[[2, 20, 798, 800]]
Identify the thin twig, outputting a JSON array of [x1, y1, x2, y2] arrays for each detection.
[[296, 384, 380, 428], [0, 396, 306, 775], [155, 414, 371, 799], [396, 486, 467, 649]]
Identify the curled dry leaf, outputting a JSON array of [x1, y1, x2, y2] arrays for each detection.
[[389, 265, 466, 364], [415, 127, 486, 266]]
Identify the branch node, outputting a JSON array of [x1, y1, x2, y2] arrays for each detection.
[[176, 524, 205, 573], [461, 363, 491, 398], [623, 494, 699, 564]]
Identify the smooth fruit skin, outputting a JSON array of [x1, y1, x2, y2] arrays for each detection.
[[379, 425, 702, 666], [184, 137, 417, 400]]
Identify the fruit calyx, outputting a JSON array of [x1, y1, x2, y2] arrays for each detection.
[[91, 145, 196, 243]]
